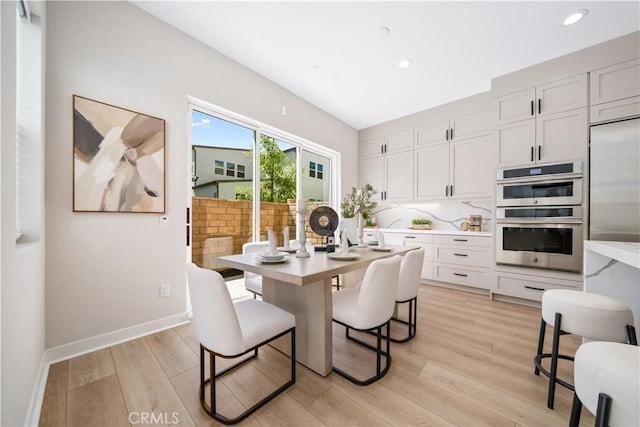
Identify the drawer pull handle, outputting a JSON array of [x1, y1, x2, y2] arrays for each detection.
[[453, 253, 468, 257], [453, 272, 468, 277], [453, 238, 468, 242], [524, 285, 545, 291], [405, 236, 416, 239]]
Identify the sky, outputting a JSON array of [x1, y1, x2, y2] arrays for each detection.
[[191, 109, 297, 153], [191, 109, 254, 149]]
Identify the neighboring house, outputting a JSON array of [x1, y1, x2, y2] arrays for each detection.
[[192, 145, 330, 201]]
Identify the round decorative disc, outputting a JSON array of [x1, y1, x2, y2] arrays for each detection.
[[309, 206, 339, 236]]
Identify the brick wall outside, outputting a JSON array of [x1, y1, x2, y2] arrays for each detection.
[[191, 197, 329, 267]]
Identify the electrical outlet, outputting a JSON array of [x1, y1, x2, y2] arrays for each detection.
[[159, 284, 170, 298]]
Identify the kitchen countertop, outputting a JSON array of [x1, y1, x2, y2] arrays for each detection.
[[584, 240, 640, 270], [364, 227, 492, 237]]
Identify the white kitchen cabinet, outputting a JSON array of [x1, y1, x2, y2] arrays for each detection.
[[402, 233, 434, 280], [360, 150, 413, 202], [494, 73, 588, 167], [494, 73, 588, 125], [451, 135, 493, 199], [590, 96, 640, 124], [415, 134, 493, 200], [415, 110, 490, 148], [590, 58, 640, 106], [493, 270, 580, 303], [360, 130, 414, 202], [496, 108, 587, 167], [433, 234, 493, 290], [360, 130, 413, 160], [415, 143, 449, 200]]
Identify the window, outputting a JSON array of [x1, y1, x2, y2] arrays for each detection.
[[317, 164, 324, 180], [309, 161, 316, 178], [214, 160, 224, 175], [226, 162, 235, 177], [237, 164, 246, 179]]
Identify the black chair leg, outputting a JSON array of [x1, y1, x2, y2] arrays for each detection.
[[627, 325, 638, 345], [595, 393, 612, 427], [547, 312, 562, 409], [569, 392, 582, 427], [535, 317, 546, 375]]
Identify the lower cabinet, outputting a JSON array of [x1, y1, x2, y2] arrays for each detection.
[[402, 233, 434, 280], [433, 234, 492, 290], [493, 270, 581, 302]]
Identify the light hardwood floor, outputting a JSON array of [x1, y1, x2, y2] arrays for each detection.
[[39, 284, 595, 426]]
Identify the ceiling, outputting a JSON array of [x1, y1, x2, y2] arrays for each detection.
[[132, 1, 640, 130]]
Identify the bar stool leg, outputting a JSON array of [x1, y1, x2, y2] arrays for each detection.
[[547, 312, 562, 409], [569, 392, 582, 427], [627, 325, 638, 346], [535, 317, 546, 376], [595, 393, 612, 427]]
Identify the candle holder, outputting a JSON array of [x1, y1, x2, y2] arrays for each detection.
[[357, 214, 366, 247], [296, 207, 310, 258]]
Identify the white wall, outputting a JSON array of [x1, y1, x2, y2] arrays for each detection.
[[1, 1, 47, 425], [45, 1, 357, 350]]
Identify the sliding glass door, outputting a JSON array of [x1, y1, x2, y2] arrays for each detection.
[[189, 105, 335, 273]]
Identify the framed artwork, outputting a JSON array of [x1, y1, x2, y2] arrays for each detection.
[[73, 95, 166, 213]]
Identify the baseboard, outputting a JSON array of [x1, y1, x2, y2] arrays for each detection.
[[26, 312, 190, 426], [45, 312, 190, 364], [24, 352, 49, 427]]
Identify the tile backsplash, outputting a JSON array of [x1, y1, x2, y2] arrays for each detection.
[[370, 198, 493, 232]]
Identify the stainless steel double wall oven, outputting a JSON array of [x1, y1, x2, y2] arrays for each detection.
[[496, 162, 583, 272]]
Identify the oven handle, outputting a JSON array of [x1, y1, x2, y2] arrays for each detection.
[[496, 173, 582, 184], [496, 219, 583, 225]]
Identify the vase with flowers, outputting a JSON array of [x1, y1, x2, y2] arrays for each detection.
[[340, 184, 378, 246]]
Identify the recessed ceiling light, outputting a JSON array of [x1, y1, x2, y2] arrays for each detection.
[[563, 9, 589, 26], [376, 26, 390, 39], [398, 59, 412, 69]]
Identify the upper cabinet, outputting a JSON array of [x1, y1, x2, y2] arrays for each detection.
[[360, 130, 413, 160], [590, 58, 640, 123], [415, 110, 490, 148], [359, 130, 414, 202], [494, 74, 588, 126], [494, 73, 588, 167], [415, 109, 493, 200]]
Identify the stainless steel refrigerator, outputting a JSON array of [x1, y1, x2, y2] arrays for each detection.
[[589, 117, 640, 242]]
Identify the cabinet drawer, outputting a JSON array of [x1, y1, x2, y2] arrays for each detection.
[[495, 276, 580, 302], [435, 246, 491, 268], [434, 234, 490, 247], [590, 96, 640, 124], [402, 234, 434, 243], [434, 264, 491, 289]]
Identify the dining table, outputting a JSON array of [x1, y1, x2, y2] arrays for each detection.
[[218, 244, 420, 376]]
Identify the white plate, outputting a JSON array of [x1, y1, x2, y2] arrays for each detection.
[[371, 247, 393, 252], [260, 252, 288, 260], [277, 247, 299, 253], [256, 255, 290, 264], [327, 253, 362, 261]]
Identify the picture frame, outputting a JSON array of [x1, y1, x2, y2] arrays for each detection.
[[72, 95, 166, 213]]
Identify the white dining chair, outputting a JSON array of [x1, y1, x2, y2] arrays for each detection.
[[332, 255, 401, 385], [390, 247, 424, 342], [186, 263, 296, 424], [242, 241, 269, 298]]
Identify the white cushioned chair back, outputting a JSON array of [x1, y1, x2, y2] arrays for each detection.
[[187, 263, 244, 355], [357, 256, 401, 329], [242, 242, 269, 279], [575, 341, 639, 427], [397, 248, 424, 302]]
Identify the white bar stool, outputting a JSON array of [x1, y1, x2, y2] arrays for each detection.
[[534, 289, 637, 409], [570, 341, 639, 427]]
